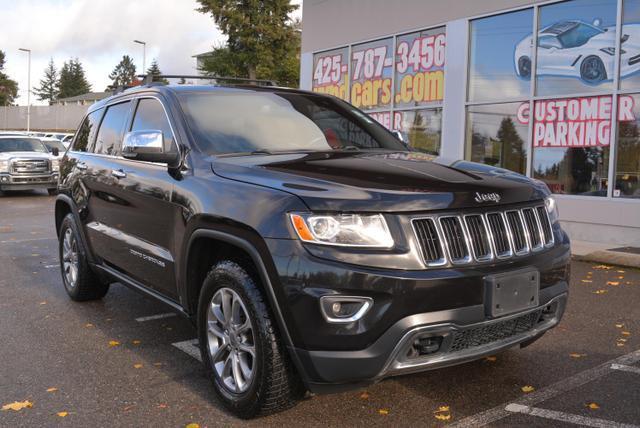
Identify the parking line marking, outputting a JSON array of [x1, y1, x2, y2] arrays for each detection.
[[505, 403, 639, 428], [0, 237, 56, 244], [611, 363, 640, 375], [450, 349, 640, 428], [135, 312, 177, 322], [171, 339, 201, 362]]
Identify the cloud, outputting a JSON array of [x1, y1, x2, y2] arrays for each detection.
[[0, 0, 300, 104]]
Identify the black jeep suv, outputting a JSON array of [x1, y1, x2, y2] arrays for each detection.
[[54, 81, 570, 418]]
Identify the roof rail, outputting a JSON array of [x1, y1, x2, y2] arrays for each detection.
[[138, 74, 277, 87]]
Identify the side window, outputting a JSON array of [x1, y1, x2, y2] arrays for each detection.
[[130, 98, 177, 152], [72, 109, 102, 152], [94, 101, 131, 156]]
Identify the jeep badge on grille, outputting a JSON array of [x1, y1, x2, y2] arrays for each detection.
[[474, 192, 501, 203]]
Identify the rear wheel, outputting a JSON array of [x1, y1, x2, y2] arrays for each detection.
[[518, 56, 531, 78], [197, 261, 304, 418], [58, 214, 109, 301]]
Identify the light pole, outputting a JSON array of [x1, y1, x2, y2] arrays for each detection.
[[133, 40, 146, 74], [18, 48, 31, 132]]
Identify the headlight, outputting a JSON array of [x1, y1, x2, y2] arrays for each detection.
[[51, 159, 60, 172], [0, 160, 8, 173], [289, 213, 394, 248], [545, 196, 559, 224]]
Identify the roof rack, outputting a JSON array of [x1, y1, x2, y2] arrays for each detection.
[[138, 74, 277, 87]]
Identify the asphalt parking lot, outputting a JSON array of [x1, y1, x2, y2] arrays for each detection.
[[1, 191, 639, 427]]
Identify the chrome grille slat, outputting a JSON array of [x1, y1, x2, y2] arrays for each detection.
[[412, 203, 554, 267], [11, 159, 50, 175]]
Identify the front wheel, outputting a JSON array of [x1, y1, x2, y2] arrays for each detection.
[[197, 261, 304, 418], [58, 214, 110, 301], [580, 55, 607, 83]]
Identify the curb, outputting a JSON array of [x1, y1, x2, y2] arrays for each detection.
[[572, 250, 640, 270]]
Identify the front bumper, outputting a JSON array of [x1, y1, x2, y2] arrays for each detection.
[[0, 173, 58, 190], [297, 284, 567, 393]]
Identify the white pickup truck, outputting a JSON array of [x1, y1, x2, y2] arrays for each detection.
[[0, 136, 60, 195]]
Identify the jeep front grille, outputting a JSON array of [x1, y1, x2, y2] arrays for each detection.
[[412, 203, 554, 267]]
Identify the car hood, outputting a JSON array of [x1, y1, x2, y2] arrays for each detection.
[[211, 151, 548, 212], [0, 151, 51, 160]]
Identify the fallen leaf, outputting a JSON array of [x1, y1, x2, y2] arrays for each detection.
[[616, 323, 624, 328], [581, 279, 593, 283], [360, 391, 370, 399], [569, 353, 586, 358], [57, 411, 68, 417], [46, 387, 58, 393], [85, 323, 94, 328], [593, 265, 612, 270], [185, 424, 200, 428], [108, 340, 120, 347], [617, 343, 625, 347], [153, 362, 163, 367], [621, 331, 631, 336], [435, 413, 451, 421], [133, 363, 143, 369], [157, 403, 168, 409], [436, 406, 450, 412], [617, 270, 625, 273], [378, 409, 389, 415], [607, 281, 620, 286], [2, 401, 33, 411], [587, 402, 600, 410], [594, 289, 608, 294], [617, 276, 624, 280], [521, 385, 535, 393], [39, 301, 47, 305], [166, 327, 173, 331], [132, 340, 141, 345], [485, 356, 497, 362]]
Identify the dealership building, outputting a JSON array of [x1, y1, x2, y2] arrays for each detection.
[[300, 0, 640, 247]]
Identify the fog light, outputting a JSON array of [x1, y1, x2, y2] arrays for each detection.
[[415, 336, 443, 356], [319, 296, 373, 323], [1, 176, 7, 182]]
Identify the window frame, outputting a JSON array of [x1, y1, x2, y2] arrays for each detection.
[[92, 100, 134, 156], [129, 96, 179, 155]]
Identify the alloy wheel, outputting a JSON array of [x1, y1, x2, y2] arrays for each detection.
[[207, 287, 256, 394], [62, 228, 79, 288]]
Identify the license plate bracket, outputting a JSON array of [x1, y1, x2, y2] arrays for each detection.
[[485, 269, 539, 317]]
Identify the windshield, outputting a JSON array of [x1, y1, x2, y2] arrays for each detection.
[[558, 23, 603, 48], [0, 138, 48, 153], [178, 90, 407, 155], [42, 140, 66, 152]]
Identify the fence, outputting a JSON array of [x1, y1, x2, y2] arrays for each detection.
[[0, 104, 88, 131]]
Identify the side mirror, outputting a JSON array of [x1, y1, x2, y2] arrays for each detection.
[[122, 130, 178, 165], [52, 147, 59, 157]]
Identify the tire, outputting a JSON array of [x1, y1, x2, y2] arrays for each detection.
[[58, 213, 110, 301], [197, 261, 304, 418], [580, 55, 607, 83], [518, 56, 531, 78], [47, 189, 58, 196]]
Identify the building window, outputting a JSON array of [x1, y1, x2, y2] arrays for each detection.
[[468, 8, 533, 102], [615, 93, 640, 198], [535, 0, 617, 97], [620, 0, 640, 91], [466, 103, 528, 174], [312, 47, 350, 101], [395, 108, 442, 155], [350, 37, 394, 111]]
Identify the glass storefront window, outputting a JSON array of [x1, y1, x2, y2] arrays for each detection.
[[395, 109, 442, 155], [394, 28, 446, 108], [466, 103, 528, 174], [468, 9, 533, 102], [615, 93, 640, 197], [312, 47, 350, 101], [620, 0, 640, 91], [531, 96, 613, 195], [535, 0, 617, 97], [350, 38, 394, 111]]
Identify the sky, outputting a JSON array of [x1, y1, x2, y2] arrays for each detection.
[[0, 0, 302, 105]]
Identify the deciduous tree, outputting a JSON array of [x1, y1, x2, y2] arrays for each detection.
[[0, 50, 19, 105]]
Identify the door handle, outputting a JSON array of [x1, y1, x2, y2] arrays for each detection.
[[76, 162, 87, 170], [111, 169, 127, 179]]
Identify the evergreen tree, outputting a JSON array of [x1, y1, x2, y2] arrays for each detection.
[[145, 59, 168, 84], [0, 50, 19, 105], [58, 58, 91, 99], [196, 0, 300, 87], [108, 55, 137, 88], [495, 117, 526, 174], [33, 58, 59, 104]]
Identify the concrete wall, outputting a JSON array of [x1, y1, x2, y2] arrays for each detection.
[[0, 105, 87, 131], [301, 0, 548, 53]]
